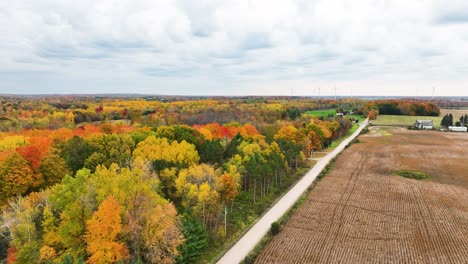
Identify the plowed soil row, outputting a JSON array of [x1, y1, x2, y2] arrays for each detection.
[[255, 127, 468, 263]]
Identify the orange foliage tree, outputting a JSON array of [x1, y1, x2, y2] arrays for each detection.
[[0, 151, 34, 204], [85, 195, 128, 264], [368, 109, 378, 120]]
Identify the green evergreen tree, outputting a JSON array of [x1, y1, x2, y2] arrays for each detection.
[[225, 133, 243, 159], [199, 139, 224, 164], [61, 136, 94, 173], [448, 113, 454, 126], [176, 215, 208, 264]]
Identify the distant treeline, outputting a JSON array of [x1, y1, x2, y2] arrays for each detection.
[[0, 97, 361, 132], [363, 100, 440, 117]]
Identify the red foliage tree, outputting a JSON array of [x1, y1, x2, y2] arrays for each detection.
[[6, 247, 17, 264]]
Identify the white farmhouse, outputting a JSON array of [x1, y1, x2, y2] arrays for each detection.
[[415, 120, 433, 129]]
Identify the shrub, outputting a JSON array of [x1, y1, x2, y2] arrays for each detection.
[[270, 222, 281, 235]]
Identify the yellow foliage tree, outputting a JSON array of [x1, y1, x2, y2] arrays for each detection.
[[39, 246, 56, 262], [176, 164, 223, 230], [141, 203, 184, 264], [91, 163, 183, 262], [0, 135, 28, 151], [133, 136, 200, 198], [133, 136, 199, 168], [273, 125, 303, 143]]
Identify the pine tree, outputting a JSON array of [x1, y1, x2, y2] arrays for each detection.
[[176, 215, 208, 264], [448, 113, 454, 126]]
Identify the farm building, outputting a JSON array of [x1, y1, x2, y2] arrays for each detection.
[[448, 126, 468, 132], [415, 120, 433, 129]]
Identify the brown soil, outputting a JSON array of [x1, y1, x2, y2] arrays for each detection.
[[255, 127, 468, 264]]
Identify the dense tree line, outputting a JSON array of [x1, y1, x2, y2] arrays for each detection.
[[361, 100, 440, 117], [0, 97, 354, 132]]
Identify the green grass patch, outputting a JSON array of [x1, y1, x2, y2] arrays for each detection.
[[305, 110, 364, 121], [372, 115, 442, 127], [393, 170, 431, 180], [348, 114, 364, 120], [305, 109, 336, 117]]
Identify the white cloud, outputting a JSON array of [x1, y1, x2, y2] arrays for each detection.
[[0, 0, 467, 95]]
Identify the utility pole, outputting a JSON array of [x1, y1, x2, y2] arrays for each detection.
[[334, 85, 337, 100], [432, 87, 435, 100]]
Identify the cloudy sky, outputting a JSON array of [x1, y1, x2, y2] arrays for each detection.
[[1, 0, 468, 96]]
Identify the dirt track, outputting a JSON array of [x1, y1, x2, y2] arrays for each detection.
[[255, 127, 468, 264]]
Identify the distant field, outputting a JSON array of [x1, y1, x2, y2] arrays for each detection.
[[306, 109, 364, 121], [309, 108, 467, 127], [372, 109, 468, 127], [256, 127, 468, 263], [372, 115, 442, 127], [440, 108, 468, 120]]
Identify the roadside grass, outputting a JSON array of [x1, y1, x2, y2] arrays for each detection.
[[372, 115, 442, 127], [393, 170, 431, 180], [310, 152, 328, 159]]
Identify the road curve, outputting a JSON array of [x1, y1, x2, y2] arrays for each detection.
[[217, 119, 369, 264]]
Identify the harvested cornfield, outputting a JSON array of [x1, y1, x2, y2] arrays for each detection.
[[255, 127, 468, 263]]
